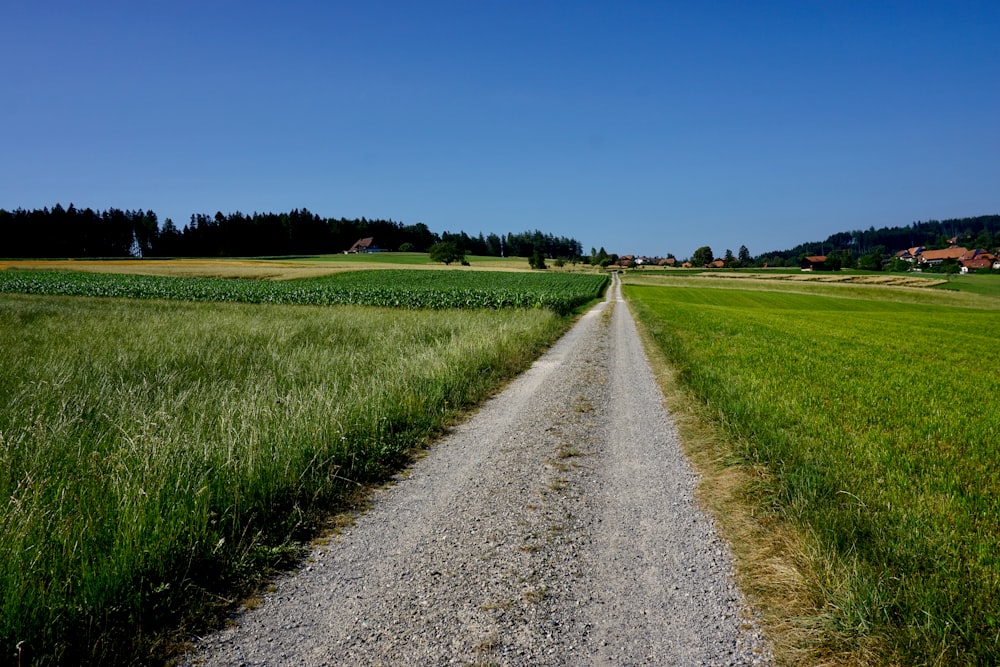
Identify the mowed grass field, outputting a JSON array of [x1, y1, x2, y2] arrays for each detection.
[[0, 266, 606, 665], [625, 274, 1000, 665]]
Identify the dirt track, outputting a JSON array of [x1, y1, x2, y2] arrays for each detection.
[[182, 274, 771, 665]]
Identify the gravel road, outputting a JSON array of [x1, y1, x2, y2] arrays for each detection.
[[181, 274, 772, 666]]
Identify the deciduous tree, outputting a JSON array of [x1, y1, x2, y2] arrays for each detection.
[[429, 241, 464, 265], [529, 247, 547, 270], [692, 246, 714, 267]]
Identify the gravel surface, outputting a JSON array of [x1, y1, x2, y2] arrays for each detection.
[[181, 274, 772, 666]]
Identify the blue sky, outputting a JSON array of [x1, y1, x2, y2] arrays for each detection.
[[2, 1, 997, 259]]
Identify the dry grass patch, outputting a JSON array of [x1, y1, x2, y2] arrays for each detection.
[[0, 258, 345, 280], [521, 586, 547, 604], [0, 254, 607, 279], [684, 270, 946, 289]]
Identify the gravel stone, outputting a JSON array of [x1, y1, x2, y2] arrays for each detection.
[[181, 274, 773, 666]]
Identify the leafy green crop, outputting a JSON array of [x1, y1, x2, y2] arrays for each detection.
[[0, 269, 608, 315]]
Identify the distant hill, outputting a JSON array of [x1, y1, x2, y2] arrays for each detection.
[[757, 214, 1000, 266]]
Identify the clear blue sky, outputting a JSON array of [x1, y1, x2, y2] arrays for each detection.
[[2, 1, 997, 259]]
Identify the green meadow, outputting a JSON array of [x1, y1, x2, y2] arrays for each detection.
[[282, 251, 531, 270], [0, 290, 577, 665], [626, 278, 1000, 665]]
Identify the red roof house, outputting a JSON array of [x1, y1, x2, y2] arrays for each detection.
[[918, 246, 967, 265], [347, 237, 377, 253]]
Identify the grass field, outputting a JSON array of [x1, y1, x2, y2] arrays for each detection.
[[0, 286, 582, 664], [0, 257, 335, 280], [0, 253, 585, 279], [633, 265, 1000, 297], [625, 276, 1000, 665], [931, 271, 1000, 298], [280, 252, 542, 272], [626, 271, 1000, 311]]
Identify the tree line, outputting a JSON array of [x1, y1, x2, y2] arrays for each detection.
[[0, 204, 584, 260], [679, 215, 1000, 270], [754, 215, 1000, 268], [437, 229, 582, 260]]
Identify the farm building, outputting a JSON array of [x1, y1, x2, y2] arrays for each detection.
[[959, 248, 997, 273], [917, 246, 967, 266], [800, 255, 829, 271], [347, 237, 379, 253], [895, 246, 924, 262]]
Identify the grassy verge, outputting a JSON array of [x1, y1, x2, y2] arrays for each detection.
[[0, 293, 570, 665], [625, 279, 1000, 665]]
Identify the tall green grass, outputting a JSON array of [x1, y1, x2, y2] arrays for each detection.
[[627, 284, 1000, 665], [0, 293, 568, 665]]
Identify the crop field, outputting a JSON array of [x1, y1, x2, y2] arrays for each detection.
[[625, 279, 1000, 665], [0, 269, 603, 665], [0, 269, 608, 315], [0, 258, 339, 280], [0, 253, 558, 278]]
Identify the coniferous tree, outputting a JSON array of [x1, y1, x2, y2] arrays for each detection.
[[738, 245, 751, 267]]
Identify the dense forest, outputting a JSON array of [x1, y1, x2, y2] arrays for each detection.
[[5, 204, 996, 270], [0, 204, 583, 260], [755, 214, 1000, 267]]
